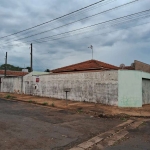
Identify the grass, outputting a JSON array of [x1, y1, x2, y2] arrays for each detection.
[[120, 117, 128, 122], [28, 100, 36, 104], [77, 107, 83, 113], [5, 94, 11, 99], [42, 102, 48, 106], [28, 100, 33, 103], [4, 94, 16, 99]]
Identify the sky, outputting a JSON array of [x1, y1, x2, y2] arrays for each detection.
[[0, 0, 150, 71]]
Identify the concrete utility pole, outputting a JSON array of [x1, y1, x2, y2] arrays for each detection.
[[30, 43, 33, 72], [4, 52, 7, 77], [88, 45, 93, 60]]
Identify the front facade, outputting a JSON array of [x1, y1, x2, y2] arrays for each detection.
[[1, 60, 150, 107]]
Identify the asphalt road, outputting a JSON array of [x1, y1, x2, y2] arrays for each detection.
[[105, 120, 150, 150], [0, 98, 121, 150]]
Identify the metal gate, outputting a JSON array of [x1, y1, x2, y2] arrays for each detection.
[[142, 79, 150, 104], [25, 81, 33, 95]]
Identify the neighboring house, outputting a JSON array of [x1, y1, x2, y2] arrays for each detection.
[[121, 60, 150, 73], [51, 59, 119, 73], [0, 70, 29, 93], [0, 70, 28, 77]]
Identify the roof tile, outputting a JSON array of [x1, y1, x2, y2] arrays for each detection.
[[0, 70, 28, 76], [51, 59, 119, 73]]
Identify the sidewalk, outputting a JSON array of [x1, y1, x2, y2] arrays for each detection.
[[0, 92, 150, 117]]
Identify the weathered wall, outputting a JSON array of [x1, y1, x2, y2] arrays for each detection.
[[23, 71, 118, 106], [118, 70, 150, 107], [1, 77, 22, 93]]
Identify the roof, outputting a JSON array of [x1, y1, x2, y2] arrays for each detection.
[[0, 70, 28, 77], [51, 59, 119, 73]]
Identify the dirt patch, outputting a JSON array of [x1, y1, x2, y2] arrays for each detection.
[[0, 92, 150, 117]]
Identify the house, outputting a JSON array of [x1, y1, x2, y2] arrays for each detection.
[[1, 59, 150, 108], [0, 70, 28, 77], [122, 60, 150, 73], [51, 59, 119, 73]]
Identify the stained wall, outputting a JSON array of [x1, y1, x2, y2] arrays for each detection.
[[23, 71, 118, 105], [1, 77, 22, 93]]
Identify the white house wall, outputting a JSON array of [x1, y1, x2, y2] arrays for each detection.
[[23, 71, 118, 106], [1, 77, 22, 93]]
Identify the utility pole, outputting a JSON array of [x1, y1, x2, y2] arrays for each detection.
[[4, 52, 7, 77], [88, 45, 93, 60], [30, 43, 33, 72]]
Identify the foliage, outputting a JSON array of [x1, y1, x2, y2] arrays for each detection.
[[4, 94, 16, 99], [0, 64, 31, 71], [44, 69, 50, 72], [5, 94, 11, 99], [42, 102, 48, 106]]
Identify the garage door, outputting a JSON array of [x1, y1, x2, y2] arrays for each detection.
[[142, 79, 150, 104]]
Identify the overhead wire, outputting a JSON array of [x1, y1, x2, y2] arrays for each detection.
[[2, 0, 141, 45], [36, 17, 150, 56], [26, 9, 150, 43], [1, 9, 150, 48], [0, 0, 107, 40], [4, 0, 116, 40]]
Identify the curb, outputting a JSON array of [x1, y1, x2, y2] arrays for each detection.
[[69, 119, 149, 150]]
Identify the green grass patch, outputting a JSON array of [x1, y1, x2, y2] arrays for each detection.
[[77, 107, 83, 113], [5, 94, 11, 99], [42, 102, 48, 106], [28, 100, 36, 104]]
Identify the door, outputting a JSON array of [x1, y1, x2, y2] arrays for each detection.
[[142, 79, 150, 104]]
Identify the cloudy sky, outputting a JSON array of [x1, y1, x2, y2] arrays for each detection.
[[0, 0, 150, 71]]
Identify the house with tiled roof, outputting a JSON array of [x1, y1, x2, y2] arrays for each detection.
[[51, 59, 119, 73], [0, 70, 28, 77]]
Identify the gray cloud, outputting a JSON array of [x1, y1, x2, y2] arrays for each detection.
[[0, 0, 150, 71]]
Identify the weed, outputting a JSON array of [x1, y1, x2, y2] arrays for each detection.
[[5, 94, 11, 99], [28, 100, 36, 104], [77, 107, 83, 113], [28, 100, 33, 103], [120, 117, 127, 122], [51, 102, 55, 107], [42, 102, 48, 106]]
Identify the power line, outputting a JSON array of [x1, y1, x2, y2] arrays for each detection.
[[37, 19, 150, 55], [35, 15, 150, 44], [4, 0, 116, 40], [0, 0, 106, 40], [1, 15, 150, 51], [1, 9, 150, 48], [27, 9, 150, 43], [3, 0, 140, 44]]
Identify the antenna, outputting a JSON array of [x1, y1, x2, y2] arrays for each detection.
[[120, 64, 125, 69], [88, 45, 93, 60]]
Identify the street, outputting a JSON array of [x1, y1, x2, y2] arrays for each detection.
[[0, 99, 121, 150], [105, 120, 150, 150]]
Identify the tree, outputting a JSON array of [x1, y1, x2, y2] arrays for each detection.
[[0, 64, 31, 72], [44, 69, 50, 72]]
